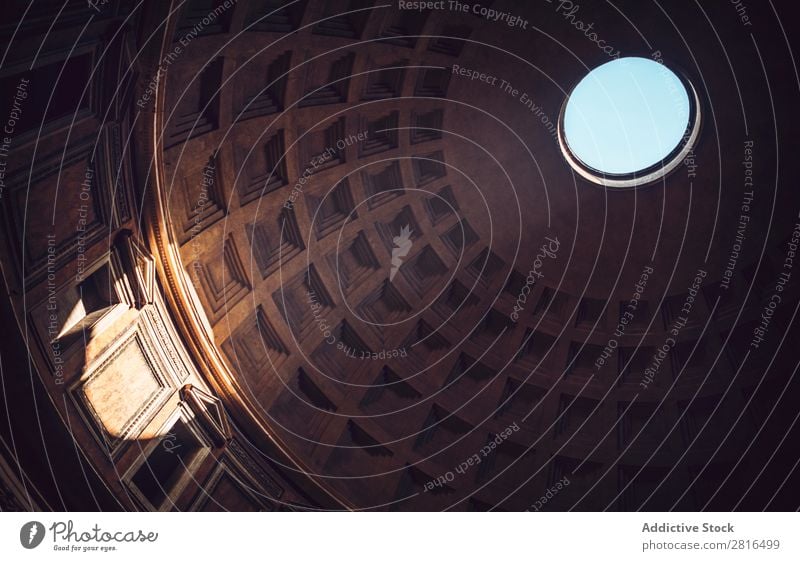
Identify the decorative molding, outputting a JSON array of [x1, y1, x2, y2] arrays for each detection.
[[114, 230, 155, 309], [122, 409, 211, 512], [107, 122, 134, 223], [466, 247, 505, 288], [246, 207, 305, 278], [297, 117, 346, 175], [69, 323, 175, 459], [424, 184, 458, 224], [312, 1, 371, 39], [4, 137, 111, 284], [427, 24, 472, 56], [361, 60, 406, 100], [142, 6, 353, 509], [375, 204, 421, 254], [307, 178, 356, 239], [378, 11, 428, 48], [431, 279, 479, 319], [174, 0, 233, 38], [414, 66, 451, 98], [188, 234, 251, 325], [410, 108, 444, 144], [298, 52, 354, 107], [234, 51, 292, 123], [178, 154, 227, 244], [141, 305, 193, 384], [400, 244, 447, 296], [221, 305, 291, 378], [272, 265, 335, 334], [357, 280, 412, 330], [180, 384, 232, 447], [362, 161, 404, 209], [359, 111, 399, 158], [244, 0, 308, 32], [227, 439, 284, 499], [236, 130, 289, 205], [165, 57, 223, 147], [190, 459, 274, 511], [326, 230, 380, 291], [440, 218, 479, 255], [412, 150, 446, 186]]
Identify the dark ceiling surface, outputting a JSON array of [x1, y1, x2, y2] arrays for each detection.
[[156, 0, 800, 510], [1, 0, 798, 513]]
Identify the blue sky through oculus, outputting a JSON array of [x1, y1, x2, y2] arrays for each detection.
[[563, 57, 691, 175]]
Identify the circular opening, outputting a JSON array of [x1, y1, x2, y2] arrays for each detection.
[[559, 56, 700, 188]]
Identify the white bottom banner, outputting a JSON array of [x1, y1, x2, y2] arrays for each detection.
[[1, 512, 797, 560]]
